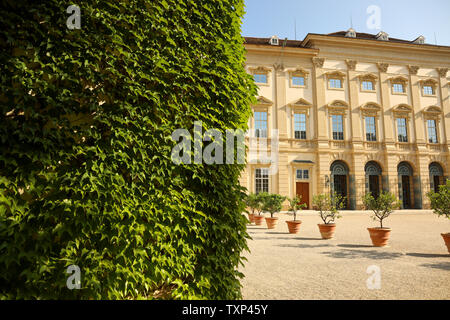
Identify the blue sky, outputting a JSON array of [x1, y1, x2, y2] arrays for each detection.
[[242, 0, 450, 46]]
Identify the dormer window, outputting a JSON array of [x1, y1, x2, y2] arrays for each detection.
[[269, 35, 279, 46], [345, 28, 356, 38], [376, 31, 389, 41], [413, 36, 425, 44]]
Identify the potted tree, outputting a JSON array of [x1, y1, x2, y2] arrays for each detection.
[[252, 192, 267, 226], [245, 193, 259, 224], [363, 191, 400, 247], [286, 195, 307, 234], [313, 192, 344, 239], [262, 193, 286, 229], [427, 179, 450, 254]]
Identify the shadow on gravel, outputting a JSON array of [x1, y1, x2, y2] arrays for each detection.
[[338, 244, 374, 248], [321, 249, 404, 260], [277, 243, 332, 248], [420, 262, 450, 271], [406, 253, 450, 258], [250, 236, 323, 241]]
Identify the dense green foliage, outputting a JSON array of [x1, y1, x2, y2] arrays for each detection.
[[363, 192, 400, 228], [312, 193, 344, 225], [0, 0, 256, 299], [287, 195, 306, 221], [428, 180, 450, 219], [261, 193, 285, 218]]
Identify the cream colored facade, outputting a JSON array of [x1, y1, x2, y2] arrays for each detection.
[[241, 32, 450, 210]]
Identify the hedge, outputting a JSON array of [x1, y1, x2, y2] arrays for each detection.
[[0, 0, 256, 299]]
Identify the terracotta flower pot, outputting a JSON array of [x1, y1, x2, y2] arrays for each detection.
[[253, 215, 265, 226], [441, 233, 450, 254], [318, 223, 336, 239], [247, 213, 255, 224], [367, 227, 391, 247], [265, 217, 279, 229], [286, 220, 302, 234]]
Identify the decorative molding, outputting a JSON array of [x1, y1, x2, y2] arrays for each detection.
[[376, 63, 389, 73], [273, 63, 284, 71], [345, 59, 357, 71], [418, 78, 439, 85], [254, 96, 273, 106], [392, 104, 413, 118], [289, 98, 312, 107], [388, 75, 409, 84], [287, 67, 310, 76], [327, 100, 349, 115], [408, 65, 420, 75], [436, 68, 448, 78], [325, 70, 346, 79], [312, 57, 325, 68], [422, 105, 442, 120], [360, 102, 381, 117], [248, 66, 272, 73], [358, 73, 378, 82]]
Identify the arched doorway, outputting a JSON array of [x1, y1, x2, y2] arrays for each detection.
[[365, 161, 382, 199], [429, 162, 444, 193], [331, 160, 349, 209], [398, 162, 413, 209]]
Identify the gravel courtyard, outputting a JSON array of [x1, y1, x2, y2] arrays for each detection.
[[240, 211, 450, 300]]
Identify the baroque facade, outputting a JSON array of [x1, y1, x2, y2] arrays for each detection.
[[240, 30, 450, 210]]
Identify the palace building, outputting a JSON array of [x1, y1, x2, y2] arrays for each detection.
[[240, 30, 450, 210]]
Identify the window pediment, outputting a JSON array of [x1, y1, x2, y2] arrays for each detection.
[[392, 104, 412, 117], [254, 96, 273, 106], [361, 102, 381, 116], [327, 100, 348, 115], [358, 73, 378, 82], [288, 67, 309, 77], [290, 98, 312, 115], [422, 106, 442, 119], [248, 66, 272, 73], [418, 78, 438, 86], [326, 70, 346, 79], [389, 75, 408, 84]]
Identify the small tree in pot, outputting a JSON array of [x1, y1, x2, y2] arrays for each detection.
[[262, 193, 286, 229], [427, 179, 450, 254], [245, 193, 259, 224], [363, 191, 400, 247], [252, 192, 268, 226], [313, 192, 344, 239], [286, 195, 307, 234]]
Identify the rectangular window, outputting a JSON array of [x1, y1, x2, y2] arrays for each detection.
[[427, 119, 438, 143], [365, 117, 377, 141], [332, 115, 344, 140], [292, 76, 305, 86], [255, 168, 269, 193], [362, 81, 374, 91], [303, 170, 309, 179], [329, 78, 342, 89], [397, 118, 408, 142], [253, 73, 267, 84], [296, 169, 309, 180], [423, 85, 434, 95], [294, 113, 307, 139], [254, 111, 267, 138], [392, 83, 404, 93]]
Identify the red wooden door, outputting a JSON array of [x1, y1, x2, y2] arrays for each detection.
[[296, 182, 310, 209]]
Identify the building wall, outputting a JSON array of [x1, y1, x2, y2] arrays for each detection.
[[242, 40, 450, 210]]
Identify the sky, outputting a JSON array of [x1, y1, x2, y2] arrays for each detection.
[[242, 0, 450, 46]]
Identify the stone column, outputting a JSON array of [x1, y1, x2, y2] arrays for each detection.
[[312, 57, 329, 148], [408, 65, 426, 150]]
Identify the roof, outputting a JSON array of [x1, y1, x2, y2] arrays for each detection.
[[244, 37, 303, 48], [244, 31, 450, 49]]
